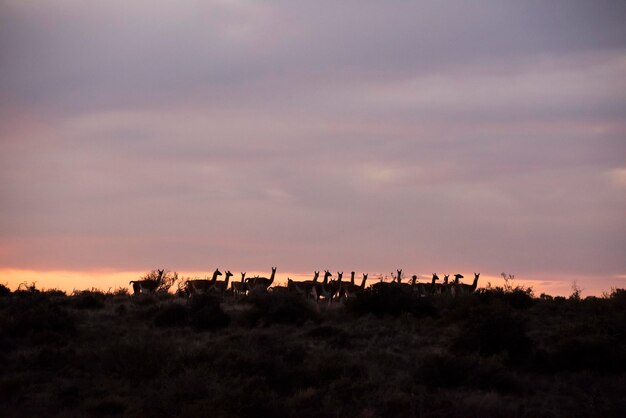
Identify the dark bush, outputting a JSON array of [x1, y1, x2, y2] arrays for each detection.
[[112, 287, 129, 296], [243, 292, 318, 326], [189, 294, 229, 331], [534, 335, 624, 373], [452, 305, 531, 363], [71, 290, 105, 310], [13, 282, 40, 297], [95, 336, 173, 381], [473, 288, 534, 310], [503, 289, 535, 309], [84, 398, 126, 416], [609, 288, 626, 310], [7, 303, 77, 339], [416, 352, 473, 388], [154, 303, 188, 328], [0, 283, 11, 297], [132, 294, 157, 306], [306, 325, 352, 349], [43, 289, 67, 298], [346, 286, 437, 318]]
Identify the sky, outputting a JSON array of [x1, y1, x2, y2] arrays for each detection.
[[1, 1, 625, 295]]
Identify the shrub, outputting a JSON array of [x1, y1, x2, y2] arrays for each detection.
[[609, 288, 626, 310], [0, 283, 11, 297], [43, 289, 67, 298], [71, 290, 105, 310], [14, 281, 40, 297], [305, 325, 352, 349], [96, 336, 173, 381], [243, 292, 319, 326], [346, 286, 437, 318], [112, 287, 129, 296], [534, 335, 624, 373], [188, 294, 229, 331], [474, 287, 534, 310], [84, 397, 126, 416], [132, 294, 157, 306], [452, 305, 531, 363], [154, 303, 188, 328], [7, 302, 77, 339], [416, 352, 473, 388]]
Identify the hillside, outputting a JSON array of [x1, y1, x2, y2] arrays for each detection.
[[1, 283, 625, 417]]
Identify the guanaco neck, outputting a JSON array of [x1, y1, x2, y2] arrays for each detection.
[[360, 274, 368, 289], [471, 273, 480, 289], [431, 274, 438, 286], [350, 272, 355, 285]]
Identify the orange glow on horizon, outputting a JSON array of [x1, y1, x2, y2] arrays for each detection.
[[1, 268, 623, 296]]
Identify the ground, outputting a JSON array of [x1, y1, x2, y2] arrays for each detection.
[[0, 284, 625, 417]]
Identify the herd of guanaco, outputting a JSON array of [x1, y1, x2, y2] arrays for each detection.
[[130, 268, 480, 302]]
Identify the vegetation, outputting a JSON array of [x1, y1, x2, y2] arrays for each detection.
[[0, 282, 624, 417]]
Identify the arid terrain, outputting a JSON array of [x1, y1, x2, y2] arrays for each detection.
[[1, 281, 625, 417]]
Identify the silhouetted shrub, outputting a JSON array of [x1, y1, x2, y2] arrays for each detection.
[[416, 352, 473, 388], [43, 289, 67, 298], [534, 335, 624, 373], [13, 282, 40, 297], [504, 289, 534, 309], [112, 287, 129, 296], [0, 283, 11, 297], [473, 287, 534, 309], [346, 286, 437, 318], [189, 294, 229, 331], [71, 290, 105, 310], [243, 292, 318, 326], [132, 294, 157, 306], [306, 325, 352, 349], [609, 288, 626, 309], [7, 303, 77, 339], [96, 336, 173, 381], [84, 397, 126, 416], [56, 384, 81, 408], [154, 303, 188, 328], [452, 305, 531, 363], [415, 352, 521, 393]]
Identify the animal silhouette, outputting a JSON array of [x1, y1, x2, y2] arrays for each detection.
[[186, 269, 222, 295], [246, 267, 277, 292], [212, 270, 233, 294], [231, 272, 247, 296], [457, 273, 480, 294], [288, 271, 319, 299], [341, 273, 368, 299], [129, 269, 164, 295]]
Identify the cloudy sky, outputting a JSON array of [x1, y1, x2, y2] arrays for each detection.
[[1, 1, 625, 293]]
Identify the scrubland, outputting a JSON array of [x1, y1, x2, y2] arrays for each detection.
[[0, 282, 625, 417]]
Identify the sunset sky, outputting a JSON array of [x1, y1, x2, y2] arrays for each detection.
[[1, 1, 625, 295]]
